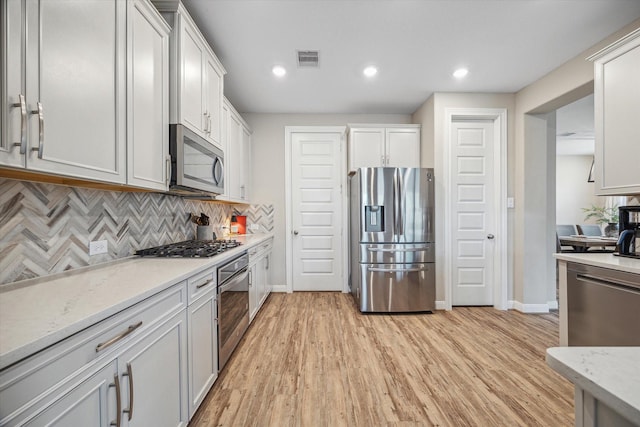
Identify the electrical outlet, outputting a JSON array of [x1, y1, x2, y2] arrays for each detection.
[[507, 197, 515, 209], [89, 240, 108, 256]]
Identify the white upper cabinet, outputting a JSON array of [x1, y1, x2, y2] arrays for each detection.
[[589, 28, 640, 196], [221, 98, 251, 203], [158, 2, 225, 149], [348, 124, 421, 172], [1, 0, 127, 183], [127, 0, 170, 191], [1, 0, 170, 191]]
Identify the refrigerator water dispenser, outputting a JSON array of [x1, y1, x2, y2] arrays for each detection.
[[365, 206, 384, 232]]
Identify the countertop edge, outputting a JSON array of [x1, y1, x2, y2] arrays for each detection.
[[546, 347, 640, 424], [0, 233, 274, 370], [554, 253, 640, 275]]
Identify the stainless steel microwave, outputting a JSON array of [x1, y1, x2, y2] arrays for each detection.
[[169, 124, 224, 195]]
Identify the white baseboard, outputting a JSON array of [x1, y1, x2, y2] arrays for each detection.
[[548, 300, 558, 310], [510, 300, 550, 313], [271, 284, 288, 293], [435, 300, 447, 310]]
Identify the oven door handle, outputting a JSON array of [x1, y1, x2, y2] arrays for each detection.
[[218, 267, 249, 293]]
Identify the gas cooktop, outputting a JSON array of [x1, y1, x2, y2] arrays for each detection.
[[135, 239, 242, 258]]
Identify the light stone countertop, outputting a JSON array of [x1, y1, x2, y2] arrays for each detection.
[[546, 347, 640, 425], [554, 252, 640, 275], [0, 233, 273, 370]]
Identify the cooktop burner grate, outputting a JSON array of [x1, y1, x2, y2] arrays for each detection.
[[135, 239, 242, 258]]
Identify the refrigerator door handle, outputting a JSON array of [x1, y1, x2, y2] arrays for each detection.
[[393, 169, 403, 236], [367, 266, 429, 273], [367, 247, 430, 253]]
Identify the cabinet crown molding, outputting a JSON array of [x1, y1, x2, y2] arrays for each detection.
[[588, 27, 640, 61]]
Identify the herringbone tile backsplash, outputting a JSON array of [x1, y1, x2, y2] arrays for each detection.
[[0, 178, 274, 285]]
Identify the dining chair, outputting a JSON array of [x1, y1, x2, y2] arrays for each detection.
[[577, 224, 603, 237], [556, 224, 577, 237]]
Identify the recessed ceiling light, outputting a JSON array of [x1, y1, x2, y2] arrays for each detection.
[[363, 66, 378, 77], [272, 66, 286, 77], [453, 68, 469, 78]]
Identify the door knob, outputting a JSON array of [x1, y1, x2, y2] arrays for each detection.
[[293, 230, 299, 235], [487, 234, 495, 239]]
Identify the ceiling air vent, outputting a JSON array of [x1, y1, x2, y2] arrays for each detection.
[[297, 50, 319, 68]]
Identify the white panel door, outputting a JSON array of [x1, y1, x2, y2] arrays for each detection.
[[451, 120, 495, 305], [291, 131, 343, 291]]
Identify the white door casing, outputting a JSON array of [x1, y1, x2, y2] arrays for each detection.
[[451, 120, 495, 305], [444, 109, 508, 310], [285, 127, 347, 292]]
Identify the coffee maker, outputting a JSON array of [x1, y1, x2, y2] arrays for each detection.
[[616, 206, 640, 258]]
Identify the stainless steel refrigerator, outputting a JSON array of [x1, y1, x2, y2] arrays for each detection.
[[349, 167, 435, 312]]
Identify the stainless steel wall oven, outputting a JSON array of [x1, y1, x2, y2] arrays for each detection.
[[217, 252, 250, 370]]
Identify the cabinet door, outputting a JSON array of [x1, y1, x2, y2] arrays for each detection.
[[240, 126, 251, 201], [593, 31, 640, 195], [204, 55, 223, 148], [248, 264, 259, 321], [25, 0, 126, 183], [1, 0, 26, 168], [127, 0, 169, 190], [21, 360, 119, 427], [119, 311, 188, 427], [226, 111, 243, 200], [180, 19, 205, 135], [186, 289, 218, 418], [386, 127, 420, 168], [348, 128, 385, 170]]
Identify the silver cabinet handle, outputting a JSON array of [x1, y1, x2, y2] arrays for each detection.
[[122, 363, 134, 421], [265, 255, 269, 270], [196, 278, 214, 289], [11, 94, 27, 154], [30, 102, 44, 158], [166, 156, 172, 186], [95, 321, 143, 352], [203, 111, 209, 133], [208, 112, 212, 134], [487, 234, 495, 240], [109, 374, 122, 427]]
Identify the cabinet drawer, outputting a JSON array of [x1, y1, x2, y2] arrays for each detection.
[[248, 239, 273, 261], [0, 282, 186, 425], [187, 267, 217, 305]]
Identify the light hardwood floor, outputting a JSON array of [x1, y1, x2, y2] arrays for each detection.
[[190, 293, 574, 427]]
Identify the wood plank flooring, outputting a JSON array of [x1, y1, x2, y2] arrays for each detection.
[[190, 293, 574, 427]]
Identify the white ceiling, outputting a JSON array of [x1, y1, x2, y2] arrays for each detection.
[[181, 0, 640, 114]]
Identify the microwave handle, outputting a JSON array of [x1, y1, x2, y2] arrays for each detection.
[[213, 157, 224, 186]]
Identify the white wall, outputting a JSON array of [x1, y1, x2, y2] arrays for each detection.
[[556, 155, 601, 225], [513, 18, 640, 308], [245, 113, 412, 290]]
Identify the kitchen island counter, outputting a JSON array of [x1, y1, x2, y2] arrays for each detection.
[[0, 233, 273, 370], [546, 346, 640, 427], [554, 252, 640, 275]]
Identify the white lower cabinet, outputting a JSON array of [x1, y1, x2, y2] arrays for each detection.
[[248, 238, 273, 321], [21, 360, 119, 427], [118, 311, 188, 427], [186, 287, 218, 419], [0, 283, 188, 427]]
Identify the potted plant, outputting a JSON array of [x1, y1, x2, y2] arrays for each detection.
[[581, 204, 619, 237]]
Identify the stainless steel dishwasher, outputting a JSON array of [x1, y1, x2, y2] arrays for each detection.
[[567, 262, 640, 346]]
